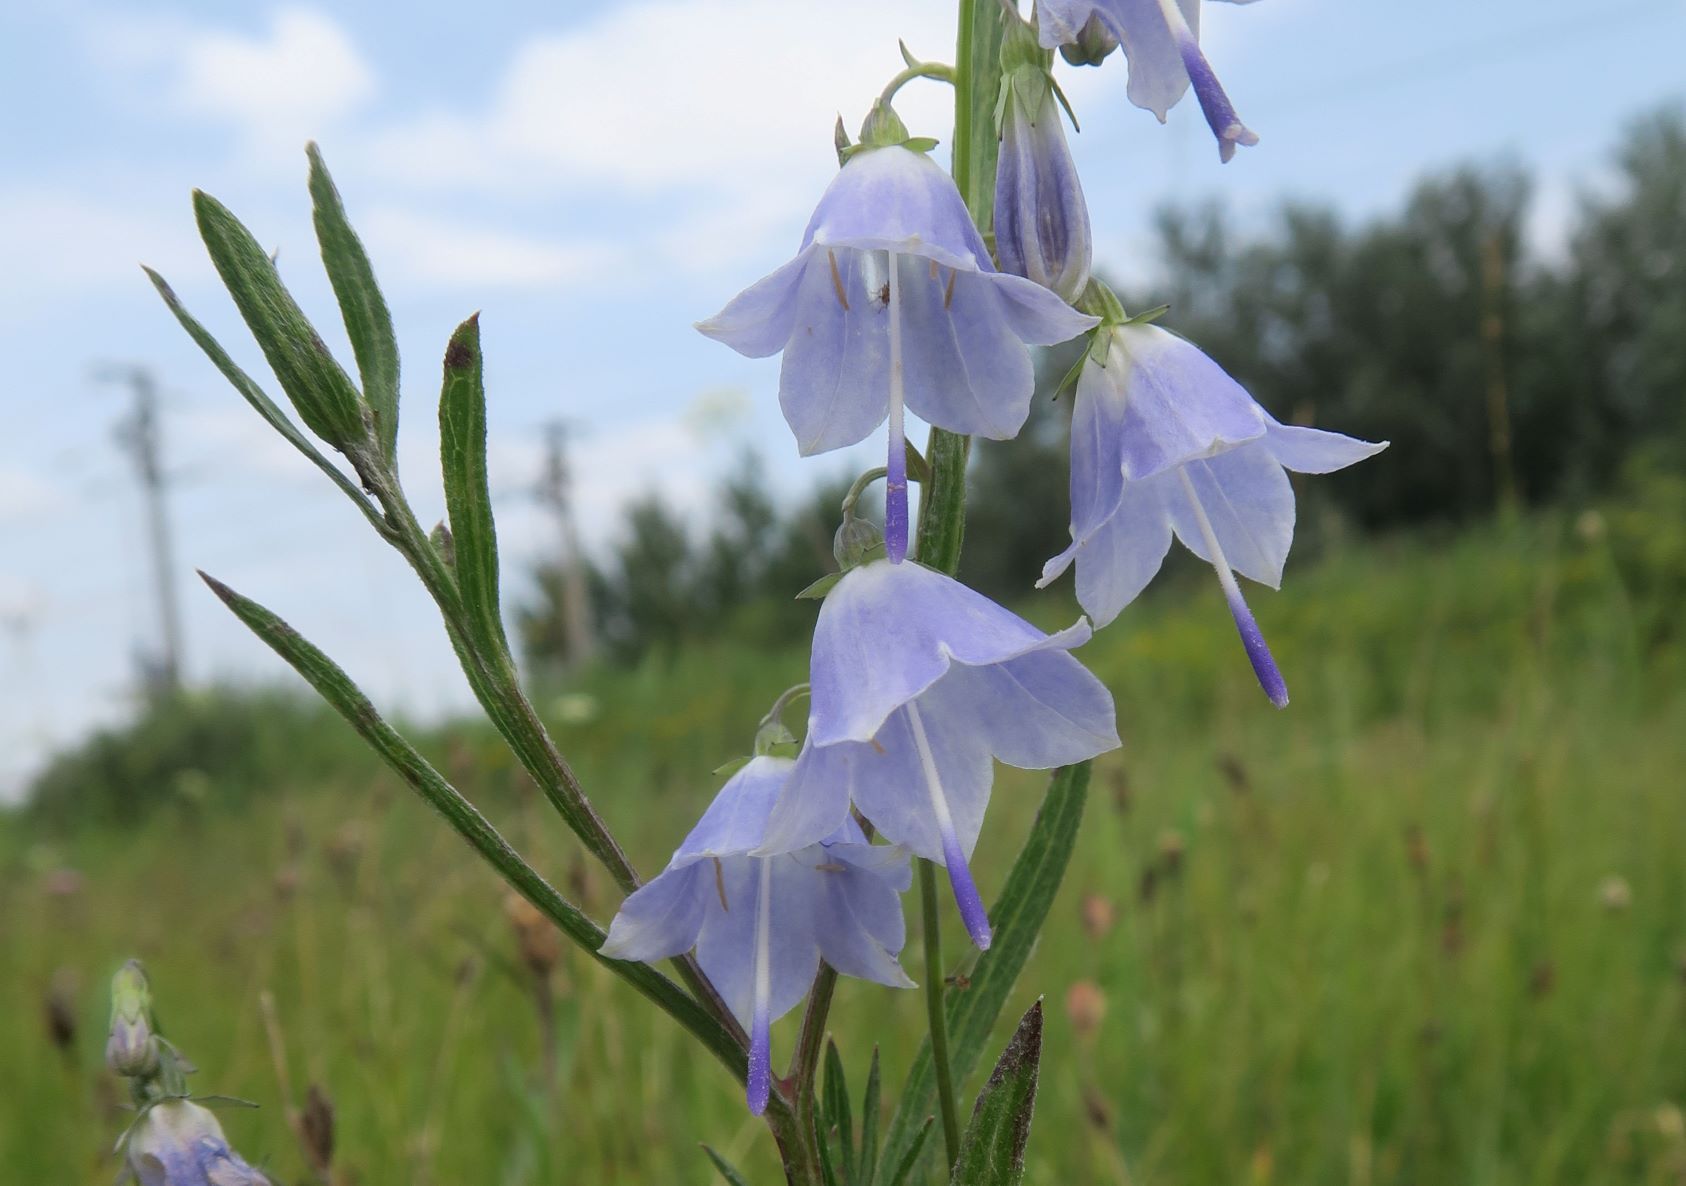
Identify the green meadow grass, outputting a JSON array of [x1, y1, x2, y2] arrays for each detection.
[[2, 497, 1683, 1184]]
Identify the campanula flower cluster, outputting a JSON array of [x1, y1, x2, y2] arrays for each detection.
[[605, 0, 1384, 1116]]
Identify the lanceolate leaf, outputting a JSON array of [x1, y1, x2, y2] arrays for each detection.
[[196, 572, 746, 1078], [192, 190, 366, 449], [875, 762, 1089, 1182], [307, 142, 400, 462], [860, 1046, 882, 1186], [885, 1117, 934, 1186], [143, 267, 377, 525], [948, 1001, 1043, 1186], [701, 1146, 752, 1186], [824, 1039, 856, 1184], [438, 315, 510, 661]]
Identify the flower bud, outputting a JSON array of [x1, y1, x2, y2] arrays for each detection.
[[124, 1099, 271, 1185], [1058, 12, 1118, 67], [833, 511, 883, 570], [106, 960, 160, 1079], [993, 67, 1092, 304]]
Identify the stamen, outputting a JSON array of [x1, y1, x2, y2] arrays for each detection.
[[712, 856, 729, 912], [906, 701, 992, 949], [885, 251, 909, 563], [827, 249, 850, 311], [929, 258, 940, 281], [746, 856, 774, 1114], [1155, 0, 1258, 162], [1176, 468, 1289, 707], [943, 267, 957, 310]]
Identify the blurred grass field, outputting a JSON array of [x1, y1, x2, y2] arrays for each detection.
[[3, 473, 1684, 1185]]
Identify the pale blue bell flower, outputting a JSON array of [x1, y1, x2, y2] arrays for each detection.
[[600, 756, 913, 1115], [122, 1100, 271, 1186], [758, 560, 1120, 950], [1039, 323, 1387, 706], [697, 144, 1095, 561], [995, 70, 1093, 303], [1037, 0, 1261, 161]]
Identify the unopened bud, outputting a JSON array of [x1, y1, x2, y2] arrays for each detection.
[[106, 961, 160, 1078], [1058, 13, 1118, 68], [833, 512, 883, 570]]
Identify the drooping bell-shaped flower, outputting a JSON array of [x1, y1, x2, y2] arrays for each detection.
[[1037, 0, 1260, 162], [107, 960, 161, 1079], [123, 1100, 272, 1186], [1039, 322, 1387, 706], [994, 30, 1093, 304], [698, 105, 1096, 561], [757, 560, 1120, 951], [600, 756, 913, 1115]]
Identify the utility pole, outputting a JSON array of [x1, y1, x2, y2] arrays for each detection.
[[539, 420, 596, 670], [98, 364, 185, 696]]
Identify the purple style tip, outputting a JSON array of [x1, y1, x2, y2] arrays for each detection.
[[1224, 586, 1289, 708], [941, 830, 993, 950], [1174, 26, 1258, 163], [746, 1006, 772, 1114]]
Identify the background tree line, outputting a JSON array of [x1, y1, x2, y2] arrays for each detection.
[[523, 107, 1685, 668]]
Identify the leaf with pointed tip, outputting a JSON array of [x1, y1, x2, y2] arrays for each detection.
[[192, 190, 366, 449], [876, 763, 1089, 1182], [196, 571, 746, 1076], [307, 142, 400, 462], [143, 266, 377, 523], [824, 1039, 855, 1184], [948, 1001, 1043, 1186], [439, 315, 510, 661], [796, 571, 844, 601], [701, 1145, 752, 1186], [885, 1117, 934, 1186], [860, 1046, 882, 1186]]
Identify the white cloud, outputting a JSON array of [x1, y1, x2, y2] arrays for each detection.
[[171, 7, 375, 151], [361, 207, 617, 290], [370, 0, 958, 210], [0, 186, 199, 308]]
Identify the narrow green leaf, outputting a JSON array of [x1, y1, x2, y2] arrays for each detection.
[[876, 763, 1089, 1182], [196, 571, 746, 1079], [143, 266, 377, 523], [824, 1039, 856, 1184], [885, 1117, 934, 1186], [307, 142, 400, 461], [192, 190, 367, 449], [438, 315, 510, 661], [948, 1001, 1043, 1186], [860, 1046, 882, 1186], [701, 1145, 752, 1186], [815, 1100, 842, 1186]]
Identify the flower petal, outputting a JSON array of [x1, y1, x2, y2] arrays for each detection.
[[1263, 419, 1389, 474], [778, 247, 891, 455], [806, 849, 915, 988], [758, 739, 858, 856], [1036, 0, 1105, 47], [598, 863, 708, 962], [696, 856, 820, 1031], [1112, 323, 1266, 480], [897, 262, 1036, 439], [989, 270, 1099, 345], [847, 705, 994, 863], [673, 756, 792, 863], [808, 559, 1089, 746], [1105, 0, 1203, 123], [1060, 470, 1177, 627], [1067, 346, 1129, 543], [924, 648, 1120, 770], [804, 145, 990, 273], [1166, 443, 1296, 588], [694, 250, 811, 358]]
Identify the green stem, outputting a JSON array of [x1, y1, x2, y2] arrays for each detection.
[[920, 860, 964, 1169], [789, 963, 841, 1177], [878, 61, 957, 108]]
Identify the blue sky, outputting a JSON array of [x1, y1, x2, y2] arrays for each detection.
[[2, 0, 1683, 799]]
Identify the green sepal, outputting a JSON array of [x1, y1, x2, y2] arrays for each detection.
[[796, 571, 845, 601], [306, 142, 400, 463], [191, 190, 367, 450], [1124, 302, 1171, 326], [712, 755, 752, 779], [948, 1001, 1044, 1186], [438, 314, 511, 663]]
